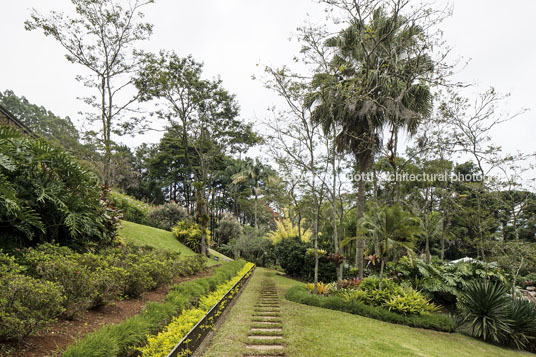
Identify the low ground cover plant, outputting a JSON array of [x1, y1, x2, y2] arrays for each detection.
[[138, 262, 255, 356], [62, 260, 248, 357], [287, 285, 455, 332], [306, 276, 438, 315]]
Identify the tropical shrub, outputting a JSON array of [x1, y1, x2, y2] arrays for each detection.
[[286, 285, 455, 332], [23, 244, 96, 318], [111, 191, 152, 225], [340, 278, 363, 289], [456, 280, 512, 343], [265, 215, 311, 244], [388, 256, 508, 306], [275, 236, 307, 277], [0, 271, 64, 341], [303, 252, 337, 282], [172, 220, 209, 253], [331, 277, 438, 315], [147, 202, 189, 231], [0, 126, 120, 248], [214, 213, 242, 245], [507, 298, 536, 350], [457, 280, 536, 351], [306, 282, 333, 295]]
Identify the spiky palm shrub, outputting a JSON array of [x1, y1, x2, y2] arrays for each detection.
[[0, 126, 120, 248], [457, 280, 512, 343], [507, 299, 536, 350]]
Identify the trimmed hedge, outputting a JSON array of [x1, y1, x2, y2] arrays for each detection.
[[139, 262, 255, 356], [285, 285, 455, 332], [62, 260, 247, 357]]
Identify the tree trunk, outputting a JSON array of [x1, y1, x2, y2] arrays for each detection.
[[441, 208, 448, 261], [425, 233, 431, 264], [356, 160, 367, 279], [379, 259, 385, 290]]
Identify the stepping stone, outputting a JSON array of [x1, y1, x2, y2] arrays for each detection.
[[254, 308, 279, 311], [252, 319, 282, 324], [246, 344, 285, 350], [248, 335, 283, 340]]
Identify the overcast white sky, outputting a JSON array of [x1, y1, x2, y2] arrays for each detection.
[[1, 0, 535, 161]]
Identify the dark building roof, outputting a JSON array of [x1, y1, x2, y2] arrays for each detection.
[[0, 104, 38, 138]]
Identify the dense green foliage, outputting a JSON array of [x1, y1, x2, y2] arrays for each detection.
[[388, 256, 507, 306], [286, 285, 455, 332], [0, 126, 120, 248], [275, 237, 337, 282], [0, 90, 83, 153], [172, 220, 209, 253], [214, 213, 242, 245], [0, 243, 205, 341], [110, 191, 152, 225], [330, 277, 438, 315], [0, 260, 64, 341], [147, 202, 189, 231], [63, 260, 247, 357]]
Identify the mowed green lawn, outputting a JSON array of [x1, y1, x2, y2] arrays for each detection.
[[119, 220, 230, 266], [204, 268, 534, 357]]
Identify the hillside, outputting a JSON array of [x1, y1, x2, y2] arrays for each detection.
[[119, 220, 232, 266]]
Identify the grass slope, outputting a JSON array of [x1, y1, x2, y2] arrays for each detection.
[[119, 221, 231, 266], [203, 268, 532, 357]]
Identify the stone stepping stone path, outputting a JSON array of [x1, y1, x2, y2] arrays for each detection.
[[244, 278, 286, 356]]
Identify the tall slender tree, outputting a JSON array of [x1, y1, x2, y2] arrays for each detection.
[[26, 0, 154, 184]]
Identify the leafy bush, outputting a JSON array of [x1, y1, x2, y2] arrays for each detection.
[[0, 271, 64, 341], [63, 260, 248, 357], [220, 226, 275, 267], [389, 256, 508, 306], [275, 236, 307, 277], [172, 220, 209, 253], [330, 276, 438, 315], [111, 191, 152, 225], [76, 252, 128, 308], [306, 282, 333, 295], [286, 285, 455, 331], [214, 213, 242, 245], [0, 126, 120, 248], [147, 202, 189, 231], [23, 244, 96, 318], [108, 246, 174, 297]]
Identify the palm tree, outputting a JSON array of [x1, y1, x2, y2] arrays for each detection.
[[418, 211, 443, 263], [308, 7, 433, 277], [360, 204, 421, 286], [232, 158, 268, 228]]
